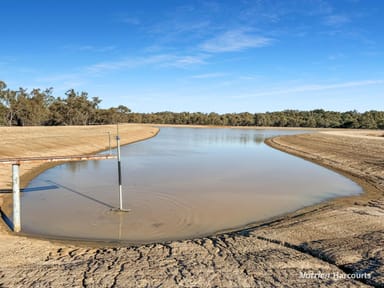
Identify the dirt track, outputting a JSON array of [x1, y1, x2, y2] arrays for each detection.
[[0, 127, 383, 287]]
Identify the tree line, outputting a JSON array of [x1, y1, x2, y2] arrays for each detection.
[[0, 81, 383, 129], [128, 110, 384, 129], [0, 81, 131, 126]]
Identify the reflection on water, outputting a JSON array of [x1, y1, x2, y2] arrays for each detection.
[[66, 160, 101, 173], [192, 131, 265, 145], [22, 128, 362, 243]]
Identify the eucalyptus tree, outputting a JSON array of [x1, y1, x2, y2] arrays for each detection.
[[0, 82, 19, 126]]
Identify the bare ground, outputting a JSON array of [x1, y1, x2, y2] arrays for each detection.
[[0, 127, 383, 288]]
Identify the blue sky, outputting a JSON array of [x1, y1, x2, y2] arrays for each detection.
[[1, 0, 383, 113]]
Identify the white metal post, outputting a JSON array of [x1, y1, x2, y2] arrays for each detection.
[[113, 124, 130, 213], [12, 164, 21, 232], [116, 132, 123, 210]]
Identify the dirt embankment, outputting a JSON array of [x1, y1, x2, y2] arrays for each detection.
[[0, 124, 159, 190], [0, 127, 383, 287], [263, 131, 384, 287]]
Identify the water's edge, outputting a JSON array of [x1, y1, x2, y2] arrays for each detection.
[[15, 127, 363, 244]]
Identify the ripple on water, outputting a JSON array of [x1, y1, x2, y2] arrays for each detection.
[[20, 128, 362, 242]]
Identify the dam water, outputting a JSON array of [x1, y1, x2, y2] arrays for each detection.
[[22, 128, 362, 243]]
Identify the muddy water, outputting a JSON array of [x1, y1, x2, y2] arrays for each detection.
[[22, 128, 362, 243]]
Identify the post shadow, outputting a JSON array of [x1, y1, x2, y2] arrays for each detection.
[[45, 180, 115, 209], [0, 208, 14, 231]]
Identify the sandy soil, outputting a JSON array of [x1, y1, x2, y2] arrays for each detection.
[[0, 126, 383, 287]]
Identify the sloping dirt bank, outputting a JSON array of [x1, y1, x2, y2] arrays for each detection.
[[0, 128, 383, 287], [263, 131, 384, 287], [0, 124, 159, 191]]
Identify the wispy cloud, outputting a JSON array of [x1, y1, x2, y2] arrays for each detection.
[[170, 55, 207, 67], [200, 29, 272, 53], [63, 45, 116, 53], [33, 73, 87, 93], [121, 17, 140, 25], [191, 72, 227, 79], [78, 45, 116, 52], [324, 14, 351, 26], [30, 53, 209, 91], [86, 54, 208, 74], [243, 80, 384, 98], [327, 53, 346, 61]]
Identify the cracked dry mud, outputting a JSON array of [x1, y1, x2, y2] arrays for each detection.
[[1, 128, 383, 287]]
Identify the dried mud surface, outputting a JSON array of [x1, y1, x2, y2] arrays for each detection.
[[1, 128, 383, 288]]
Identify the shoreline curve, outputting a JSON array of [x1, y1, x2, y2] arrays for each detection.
[[0, 126, 383, 287]]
